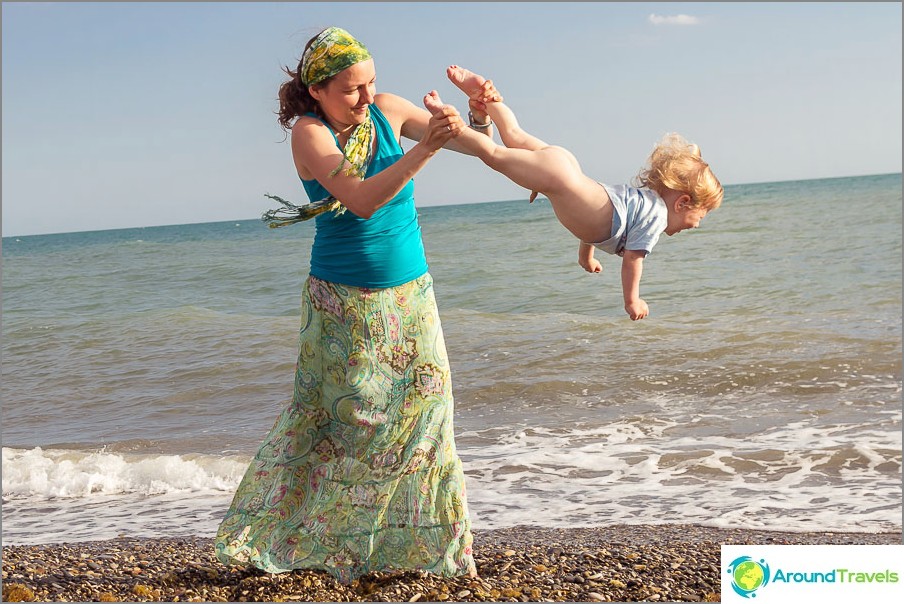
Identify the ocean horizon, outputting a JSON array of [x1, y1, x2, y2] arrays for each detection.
[[3, 172, 899, 239], [2, 172, 901, 545]]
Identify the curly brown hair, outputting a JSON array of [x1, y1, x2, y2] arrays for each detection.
[[276, 33, 328, 131]]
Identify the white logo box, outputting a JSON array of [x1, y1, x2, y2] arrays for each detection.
[[721, 544, 904, 603]]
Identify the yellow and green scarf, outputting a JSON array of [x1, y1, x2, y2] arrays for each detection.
[[300, 26, 372, 87], [263, 27, 374, 228]]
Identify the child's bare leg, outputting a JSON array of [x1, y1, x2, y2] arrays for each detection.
[[424, 90, 571, 192], [447, 65, 547, 152], [424, 91, 611, 244]]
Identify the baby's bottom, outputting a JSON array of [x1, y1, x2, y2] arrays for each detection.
[[536, 155, 613, 244]]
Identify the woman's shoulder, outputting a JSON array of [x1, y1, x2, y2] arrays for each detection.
[[292, 113, 324, 130], [374, 92, 417, 119], [374, 92, 408, 107], [290, 113, 332, 144]]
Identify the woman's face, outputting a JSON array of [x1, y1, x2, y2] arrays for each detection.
[[310, 58, 376, 131]]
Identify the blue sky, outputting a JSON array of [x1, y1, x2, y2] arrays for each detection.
[[2, 2, 901, 236]]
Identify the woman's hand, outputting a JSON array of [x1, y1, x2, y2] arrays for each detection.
[[419, 103, 465, 153], [468, 79, 503, 109], [468, 79, 502, 123]]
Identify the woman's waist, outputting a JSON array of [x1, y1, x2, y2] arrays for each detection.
[[310, 224, 427, 287], [311, 229, 426, 259]]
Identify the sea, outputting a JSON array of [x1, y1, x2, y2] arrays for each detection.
[[2, 173, 901, 546]]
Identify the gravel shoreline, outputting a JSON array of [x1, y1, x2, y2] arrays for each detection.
[[3, 525, 901, 602]]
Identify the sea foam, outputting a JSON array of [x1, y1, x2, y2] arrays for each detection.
[[1, 447, 247, 499]]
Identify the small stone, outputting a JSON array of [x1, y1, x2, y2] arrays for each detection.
[[1, 583, 35, 602], [585, 592, 606, 602]]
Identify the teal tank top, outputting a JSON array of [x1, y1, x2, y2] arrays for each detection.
[[301, 104, 428, 288]]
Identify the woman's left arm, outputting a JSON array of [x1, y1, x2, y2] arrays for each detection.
[[376, 93, 487, 156]]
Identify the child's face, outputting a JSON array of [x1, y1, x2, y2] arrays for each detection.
[[666, 202, 709, 236]]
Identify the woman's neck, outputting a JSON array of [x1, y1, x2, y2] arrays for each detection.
[[325, 118, 355, 135]]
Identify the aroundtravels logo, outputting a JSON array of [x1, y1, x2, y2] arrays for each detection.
[[726, 556, 771, 598], [722, 546, 904, 602]]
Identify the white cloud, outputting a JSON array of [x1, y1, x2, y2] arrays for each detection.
[[648, 13, 701, 26]]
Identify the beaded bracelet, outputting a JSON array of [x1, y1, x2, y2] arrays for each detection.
[[468, 111, 493, 130]]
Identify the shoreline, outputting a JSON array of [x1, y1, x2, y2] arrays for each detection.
[[3, 525, 901, 602]]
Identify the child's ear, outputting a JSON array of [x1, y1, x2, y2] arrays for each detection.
[[677, 194, 693, 211]]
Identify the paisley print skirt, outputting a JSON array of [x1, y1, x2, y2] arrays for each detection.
[[215, 273, 475, 583]]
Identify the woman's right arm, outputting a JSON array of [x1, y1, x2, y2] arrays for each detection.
[[291, 110, 461, 220]]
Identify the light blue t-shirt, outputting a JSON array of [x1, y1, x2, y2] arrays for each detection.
[[300, 104, 428, 289], [593, 183, 668, 256]]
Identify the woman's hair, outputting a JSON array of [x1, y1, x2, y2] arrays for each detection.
[[635, 133, 723, 210], [276, 33, 330, 131]]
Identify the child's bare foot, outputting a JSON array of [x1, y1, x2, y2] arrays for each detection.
[[423, 89, 447, 116], [447, 65, 503, 103], [447, 65, 486, 96]]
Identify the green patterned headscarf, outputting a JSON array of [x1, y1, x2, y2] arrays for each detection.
[[300, 26, 372, 86]]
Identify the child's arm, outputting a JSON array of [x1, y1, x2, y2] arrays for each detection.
[[621, 250, 649, 320], [578, 242, 602, 273]]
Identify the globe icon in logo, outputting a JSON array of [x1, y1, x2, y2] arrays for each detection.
[[727, 556, 771, 598]]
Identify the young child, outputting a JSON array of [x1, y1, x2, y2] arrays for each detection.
[[424, 65, 723, 320]]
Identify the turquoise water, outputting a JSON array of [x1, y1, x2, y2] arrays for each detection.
[[2, 173, 901, 543]]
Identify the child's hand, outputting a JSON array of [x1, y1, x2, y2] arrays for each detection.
[[577, 241, 599, 272], [579, 256, 602, 273], [625, 298, 649, 321]]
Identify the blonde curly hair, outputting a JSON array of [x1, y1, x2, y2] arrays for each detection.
[[635, 133, 723, 210]]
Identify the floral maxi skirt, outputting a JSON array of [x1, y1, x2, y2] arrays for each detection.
[[215, 273, 475, 583]]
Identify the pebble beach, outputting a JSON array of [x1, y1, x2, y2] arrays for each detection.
[[3, 525, 900, 602]]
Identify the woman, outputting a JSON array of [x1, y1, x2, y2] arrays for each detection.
[[215, 27, 482, 583]]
